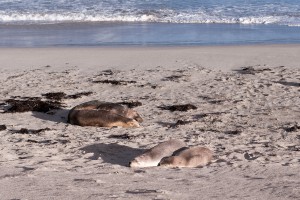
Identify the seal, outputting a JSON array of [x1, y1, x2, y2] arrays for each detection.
[[68, 100, 142, 128], [129, 139, 186, 168], [158, 146, 213, 168]]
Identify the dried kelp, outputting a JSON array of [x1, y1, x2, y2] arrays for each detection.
[[42, 91, 93, 101], [236, 66, 271, 75], [117, 101, 142, 108], [108, 134, 138, 140], [5, 98, 62, 113], [12, 128, 51, 134], [92, 79, 137, 85], [0, 125, 7, 131], [158, 104, 197, 112]]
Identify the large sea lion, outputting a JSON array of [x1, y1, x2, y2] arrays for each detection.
[[130, 139, 186, 167], [68, 101, 142, 128], [158, 146, 213, 168]]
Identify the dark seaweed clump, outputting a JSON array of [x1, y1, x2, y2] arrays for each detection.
[[172, 120, 193, 128], [117, 101, 142, 108], [287, 146, 300, 151], [275, 81, 300, 87], [66, 92, 93, 99], [5, 98, 62, 113], [283, 124, 300, 132], [27, 139, 70, 145], [162, 75, 185, 82], [12, 128, 51, 134], [158, 104, 197, 112], [236, 66, 271, 75], [224, 130, 242, 135], [99, 69, 114, 76], [42, 92, 66, 101], [0, 125, 7, 131], [42, 91, 93, 101], [92, 80, 137, 85], [108, 134, 137, 140]]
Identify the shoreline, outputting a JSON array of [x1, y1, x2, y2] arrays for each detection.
[[1, 22, 300, 47], [1, 44, 300, 72]]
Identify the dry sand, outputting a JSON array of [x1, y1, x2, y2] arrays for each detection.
[[0, 45, 299, 199]]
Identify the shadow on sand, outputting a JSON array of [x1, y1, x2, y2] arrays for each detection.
[[80, 143, 144, 167], [31, 109, 70, 124], [274, 81, 300, 87]]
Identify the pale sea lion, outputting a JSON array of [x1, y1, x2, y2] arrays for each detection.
[[68, 101, 142, 128], [130, 139, 186, 168], [158, 146, 213, 168]]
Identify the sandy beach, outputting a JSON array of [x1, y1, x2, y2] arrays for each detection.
[[0, 45, 300, 199]]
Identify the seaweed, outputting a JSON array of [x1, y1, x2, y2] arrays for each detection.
[[275, 81, 300, 87], [138, 83, 158, 89], [0, 125, 7, 131], [172, 120, 193, 128], [283, 124, 300, 132], [208, 100, 226, 104], [92, 79, 137, 85], [27, 139, 53, 144], [108, 134, 137, 140], [5, 98, 62, 113], [224, 130, 242, 135], [158, 104, 197, 112], [287, 146, 300, 152], [235, 66, 271, 75], [27, 139, 70, 145], [66, 91, 93, 99], [117, 101, 142, 108], [42, 92, 66, 101], [42, 91, 93, 100], [12, 128, 51, 134], [99, 69, 114, 76], [162, 75, 185, 81]]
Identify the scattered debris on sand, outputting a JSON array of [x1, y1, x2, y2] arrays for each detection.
[[171, 120, 193, 128], [235, 66, 272, 75], [283, 124, 300, 132], [158, 104, 197, 112], [66, 92, 93, 99], [12, 128, 51, 134], [4, 98, 62, 113], [224, 130, 242, 135], [162, 75, 186, 82], [98, 69, 114, 76], [117, 101, 142, 108], [42, 91, 93, 101], [108, 133, 141, 140], [92, 79, 137, 85], [42, 92, 66, 101], [0, 124, 7, 131]]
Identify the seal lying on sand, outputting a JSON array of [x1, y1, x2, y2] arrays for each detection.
[[130, 139, 186, 167], [158, 146, 213, 168], [68, 100, 143, 128]]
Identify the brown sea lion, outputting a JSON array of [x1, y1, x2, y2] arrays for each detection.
[[130, 139, 186, 167], [68, 101, 142, 128], [158, 146, 213, 168]]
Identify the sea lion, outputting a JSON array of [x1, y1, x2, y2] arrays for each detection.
[[130, 139, 186, 168], [68, 101, 142, 128], [158, 146, 213, 168]]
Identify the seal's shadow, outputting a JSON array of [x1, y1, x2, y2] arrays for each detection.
[[80, 143, 144, 167], [274, 81, 300, 87], [31, 109, 70, 124]]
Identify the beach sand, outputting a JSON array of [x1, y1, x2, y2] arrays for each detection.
[[0, 45, 299, 199]]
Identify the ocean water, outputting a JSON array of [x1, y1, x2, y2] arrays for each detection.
[[0, 0, 300, 46]]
